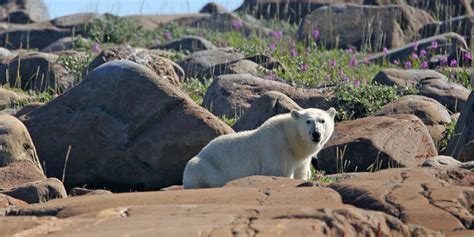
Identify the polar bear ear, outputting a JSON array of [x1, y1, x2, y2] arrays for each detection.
[[327, 107, 336, 119], [290, 109, 301, 119]]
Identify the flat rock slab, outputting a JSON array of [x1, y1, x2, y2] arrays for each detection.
[[330, 167, 474, 232], [0, 177, 438, 236]]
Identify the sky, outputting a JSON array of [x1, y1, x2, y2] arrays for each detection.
[[44, 0, 244, 19]]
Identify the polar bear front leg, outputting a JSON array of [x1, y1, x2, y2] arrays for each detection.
[[293, 159, 312, 180]]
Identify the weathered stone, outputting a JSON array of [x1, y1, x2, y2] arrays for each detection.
[[373, 95, 452, 141], [178, 49, 244, 79], [199, 2, 229, 14], [0, 22, 71, 50], [189, 13, 271, 37], [317, 114, 437, 174], [446, 91, 474, 161], [1, 178, 67, 204], [0, 0, 49, 23], [0, 176, 439, 236], [368, 33, 469, 67], [420, 155, 462, 168], [69, 187, 112, 197], [233, 91, 302, 132], [203, 74, 333, 118], [40, 36, 90, 53], [14, 102, 44, 117], [0, 115, 41, 170], [419, 15, 474, 41], [0, 52, 72, 92], [21, 60, 233, 191], [373, 68, 470, 112], [210, 59, 269, 78], [297, 4, 433, 51], [84, 45, 184, 85], [151, 35, 216, 53], [330, 167, 474, 232], [0, 160, 45, 191]]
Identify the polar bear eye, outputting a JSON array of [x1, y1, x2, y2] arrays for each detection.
[[318, 119, 325, 124], [306, 120, 311, 124]]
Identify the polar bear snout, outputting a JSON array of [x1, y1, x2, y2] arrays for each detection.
[[311, 131, 321, 142]]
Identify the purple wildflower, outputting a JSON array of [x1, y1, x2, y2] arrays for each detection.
[[163, 31, 172, 41], [353, 79, 361, 87], [312, 29, 320, 41], [419, 49, 427, 58], [411, 52, 419, 60], [349, 57, 357, 68], [290, 48, 298, 57], [329, 59, 337, 67], [268, 42, 276, 52], [450, 59, 458, 67], [346, 48, 353, 54], [299, 63, 308, 72], [269, 31, 283, 41], [421, 61, 429, 69], [92, 42, 101, 54], [342, 76, 350, 84], [383, 47, 389, 56], [231, 19, 244, 30], [392, 59, 400, 65], [463, 52, 472, 62], [404, 61, 412, 69], [430, 41, 438, 50], [440, 56, 448, 65]]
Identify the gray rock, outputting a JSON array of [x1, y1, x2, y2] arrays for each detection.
[[151, 36, 216, 53], [178, 49, 244, 79], [233, 91, 302, 132], [420, 155, 462, 168]]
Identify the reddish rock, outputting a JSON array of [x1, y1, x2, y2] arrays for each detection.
[[318, 114, 437, 174]]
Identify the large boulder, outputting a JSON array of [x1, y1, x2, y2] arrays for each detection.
[[232, 91, 302, 132], [188, 13, 271, 36], [84, 45, 184, 86], [202, 74, 334, 118], [317, 114, 437, 174], [0, 52, 72, 92], [20, 60, 233, 191], [330, 167, 474, 232], [373, 68, 470, 112], [373, 95, 452, 142], [1, 178, 66, 204], [446, 92, 474, 162], [0, 0, 49, 23], [297, 4, 433, 51]]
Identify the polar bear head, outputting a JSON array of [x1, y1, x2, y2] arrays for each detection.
[[290, 108, 336, 146]]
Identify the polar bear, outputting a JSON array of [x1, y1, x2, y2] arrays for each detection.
[[182, 107, 336, 189]]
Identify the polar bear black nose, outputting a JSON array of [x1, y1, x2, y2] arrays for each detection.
[[312, 131, 321, 142]]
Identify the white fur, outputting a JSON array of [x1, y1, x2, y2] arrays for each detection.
[[182, 107, 336, 189]]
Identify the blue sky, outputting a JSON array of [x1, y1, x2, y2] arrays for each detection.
[[44, 0, 243, 18]]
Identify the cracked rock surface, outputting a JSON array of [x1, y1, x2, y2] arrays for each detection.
[[330, 167, 474, 232]]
